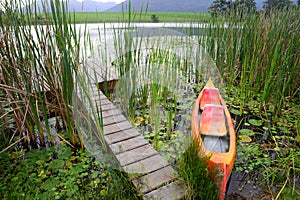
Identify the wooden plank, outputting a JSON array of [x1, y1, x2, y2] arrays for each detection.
[[102, 114, 127, 126], [101, 108, 121, 118], [87, 103, 117, 113], [103, 120, 133, 135], [90, 92, 107, 100], [132, 166, 176, 194], [116, 144, 158, 166], [86, 60, 118, 82], [105, 128, 140, 144], [89, 88, 106, 96], [92, 98, 112, 106], [88, 87, 107, 99], [143, 181, 185, 200], [109, 136, 149, 155], [88, 97, 107, 106], [101, 103, 117, 111], [123, 154, 168, 174], [85, 61, 103, 82]]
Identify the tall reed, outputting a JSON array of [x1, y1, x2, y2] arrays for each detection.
[[0, 0, 104, 149], [203, 8, 300, 118]]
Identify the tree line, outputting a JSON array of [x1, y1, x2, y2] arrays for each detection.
[[209, 0, 299, 17]]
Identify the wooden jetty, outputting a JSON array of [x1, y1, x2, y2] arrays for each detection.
[[89, 84, 185, 199], [79, 59, 185, 199], [76, 33, 202, 199]]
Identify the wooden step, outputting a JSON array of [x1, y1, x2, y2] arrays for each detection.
[[144, 181, 185, 200]]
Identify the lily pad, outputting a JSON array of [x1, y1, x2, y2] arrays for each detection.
[[248, 119, 262, 126], [238, 135, 252, 143], [231, 109, 240, 115], [239, 129, 255, 136]]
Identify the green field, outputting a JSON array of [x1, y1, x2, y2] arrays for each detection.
[[72, 12, 211, 23]]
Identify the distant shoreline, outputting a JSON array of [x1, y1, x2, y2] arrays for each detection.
[[69, 12, 211, 23]]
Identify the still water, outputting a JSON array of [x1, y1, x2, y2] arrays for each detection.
[[79, 22, 208, 41]]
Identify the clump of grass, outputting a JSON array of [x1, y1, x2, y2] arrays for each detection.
[[177, 140, 219, 200]]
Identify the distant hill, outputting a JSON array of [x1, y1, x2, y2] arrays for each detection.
[[106, 0, 214, 13], [25, 0, 116, 13], [106, 0, 298, 13], [22, 0, 298, 13], [66, 0, 116, 12]]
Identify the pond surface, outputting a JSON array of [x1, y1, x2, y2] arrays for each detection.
[[82, 22, 208, 38]]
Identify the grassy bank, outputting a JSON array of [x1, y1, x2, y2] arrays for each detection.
[[44, 12, 211, 23]]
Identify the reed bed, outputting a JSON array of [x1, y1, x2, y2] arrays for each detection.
[[202, 9, 300, 118], [0, 0, 105, 150]]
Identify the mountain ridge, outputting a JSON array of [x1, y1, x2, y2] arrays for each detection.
[[25, 0, 117, 12], [106, 0, 298, 12], [67, 0, 116, 12], [22, 0, 299, 13], [106, 0, 214, 13]]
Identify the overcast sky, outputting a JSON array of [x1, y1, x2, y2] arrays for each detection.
[[0, 0, 126, 10], [77, 0, 126, 3]]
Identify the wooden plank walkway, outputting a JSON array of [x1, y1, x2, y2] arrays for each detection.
[[87, 84, 185, 199], [81, 35, 190, 198]]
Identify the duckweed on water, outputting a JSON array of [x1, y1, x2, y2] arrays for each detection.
[[0, 145, 140, 200]]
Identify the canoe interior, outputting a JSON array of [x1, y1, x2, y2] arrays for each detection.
[[198, 110, 230, 153]]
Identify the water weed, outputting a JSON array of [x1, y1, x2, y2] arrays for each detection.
[[0, 145, 140, 199]]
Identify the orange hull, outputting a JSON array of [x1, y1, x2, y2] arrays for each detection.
[[191, 80, 236, 200]]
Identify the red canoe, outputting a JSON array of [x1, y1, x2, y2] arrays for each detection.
[[191, 78, 236, 200]]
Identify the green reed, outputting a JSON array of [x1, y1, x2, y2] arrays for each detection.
[[203, 9, 300, 118], [178, 139, 219, 200], [0, 0, 105, 149], [112, 34, 202, 152]]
